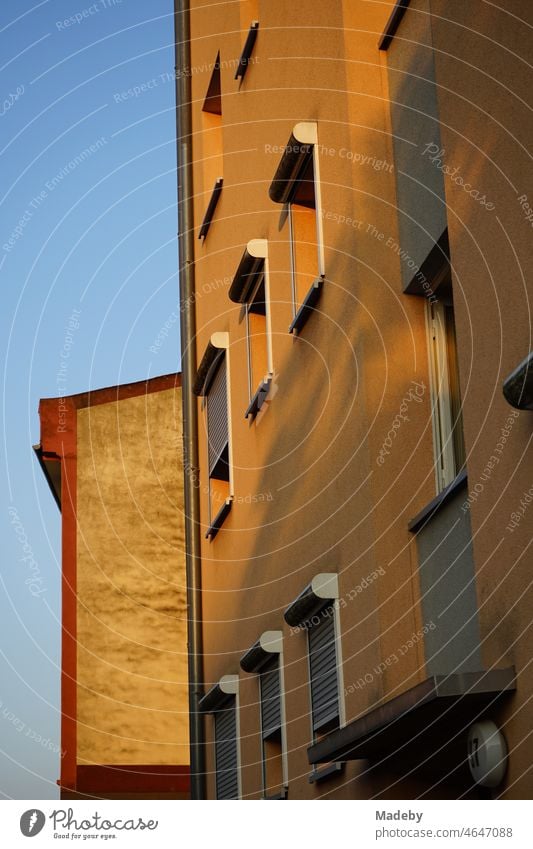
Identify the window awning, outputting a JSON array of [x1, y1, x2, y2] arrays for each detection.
[[502, 351, 533, 410], [198, 674, 239, 714], [240, 630, 282, 673], [284, 573, 338, 628], [229, 239, 267, 304], [192, 332, 229, 396], [307, 667, 516, 765], [269, 122, 317, 205]]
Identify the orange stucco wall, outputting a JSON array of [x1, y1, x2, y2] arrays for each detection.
[[185, 0, 532, 800]]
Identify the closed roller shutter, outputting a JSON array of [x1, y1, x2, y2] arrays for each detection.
[[207, 355, 229, 478], [308, 608, 339, 732], [214, 699, 239, 799], [260, 659, 281, 740]]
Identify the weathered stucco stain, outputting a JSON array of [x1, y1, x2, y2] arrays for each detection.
[[75, 387, 188, 765]]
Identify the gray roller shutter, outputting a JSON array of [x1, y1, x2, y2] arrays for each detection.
[[308, 608, 339, 732], [207, 355, 229, 477], [214, 699, 239, 799], [260, 659, 281, 740]]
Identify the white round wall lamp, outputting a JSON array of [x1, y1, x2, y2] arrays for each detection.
[[467, 720, 508, 788]]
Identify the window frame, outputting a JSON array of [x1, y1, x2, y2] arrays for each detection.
[[283, 573, 345, 745], [205, 675, 241, 800], [228, 239, 273, 418], [245, 271, 267, 399], [198, 673, 241, 800], [244, 262, 274, 418], [288, 142, 325, 318], [239, 630, 288, 798], [205, 348, 233, 533], [426, 294, 466, 493], [268, 122, 325, 333], [199, 52, 223, 241], [193, 332, 234, 539], [259, 655, 288, 797], [306, 602, 344, 740]]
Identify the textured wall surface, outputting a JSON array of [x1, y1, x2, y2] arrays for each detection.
[[190, 0, 433, 799], [187, 0, 532, 799], [76, 388, 188, 765]]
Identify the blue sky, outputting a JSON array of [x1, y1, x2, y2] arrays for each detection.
[[0, 0, 178, 798]]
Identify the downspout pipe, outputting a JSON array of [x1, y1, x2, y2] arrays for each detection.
[[174, 0, 206, 800]]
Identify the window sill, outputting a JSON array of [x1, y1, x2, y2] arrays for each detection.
[[288, 275, 324, 335], [245, 378, 270, 420], [408, 468, 467, 534], [198, 177, 223, 240], [206, 497, 232, 540], [308, 762, 344, 784]]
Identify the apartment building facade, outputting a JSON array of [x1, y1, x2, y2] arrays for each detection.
[[35, 374, 190, 799], [175, 0, 533, 799]]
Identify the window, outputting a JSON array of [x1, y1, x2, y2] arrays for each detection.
[[426, 277, 466, 491], [288, 152, 322, 313], [245, 271, 269, 404], [193, 333, 233, 539], [283, 573, 344, 746], [229, 240, 273, 418], [206, 353, 231, 532], [198, 674, 241, 800], [307, 607, 340, 735], [214, 697, 239, 799], [239, 630, 287, 798], [259, 657, 285, 797], [269, 123, 325, 333], [199, 53, 223, 239]]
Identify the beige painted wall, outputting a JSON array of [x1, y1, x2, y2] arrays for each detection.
[[76, 388, 189, 765]]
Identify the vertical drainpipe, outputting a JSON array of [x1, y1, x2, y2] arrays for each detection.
[[174, 0, 206, 800]]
